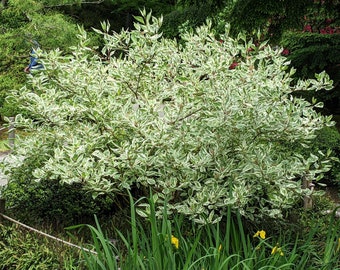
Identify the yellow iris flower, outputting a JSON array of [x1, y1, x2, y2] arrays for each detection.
[[271, 245, 284, 256], [171, 235, 179, 249], [253, 230, 266, 239]]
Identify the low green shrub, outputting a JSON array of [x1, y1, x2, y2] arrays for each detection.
[[3, 178, 115, 227], [2, 138, 115, 227]]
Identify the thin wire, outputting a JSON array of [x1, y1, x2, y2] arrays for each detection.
[[0, 212, 97, 255]]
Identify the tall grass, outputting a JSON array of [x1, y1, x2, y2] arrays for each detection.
[[74, 193, 340, 270]]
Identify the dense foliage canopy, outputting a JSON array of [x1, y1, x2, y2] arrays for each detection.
[[3, 12, 335, 223]]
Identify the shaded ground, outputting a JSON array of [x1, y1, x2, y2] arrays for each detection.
[[325, 186, 340, 204]]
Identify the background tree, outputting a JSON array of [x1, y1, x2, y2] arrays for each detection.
[[227, 0, 339, 39], [227, 0, 340, 114], [59, 0, 226, 36], [0, 0, 102, 118]]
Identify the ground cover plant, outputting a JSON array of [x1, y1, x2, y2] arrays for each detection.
[[0, 222, 82, 269], [2, 10, 336, 225]]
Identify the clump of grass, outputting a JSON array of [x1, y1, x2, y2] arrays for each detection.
[[73, 193, 340, 269]]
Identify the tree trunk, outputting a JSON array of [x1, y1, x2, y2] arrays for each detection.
[[303, 176, 313, 209], [0, 198, 5, 221]]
